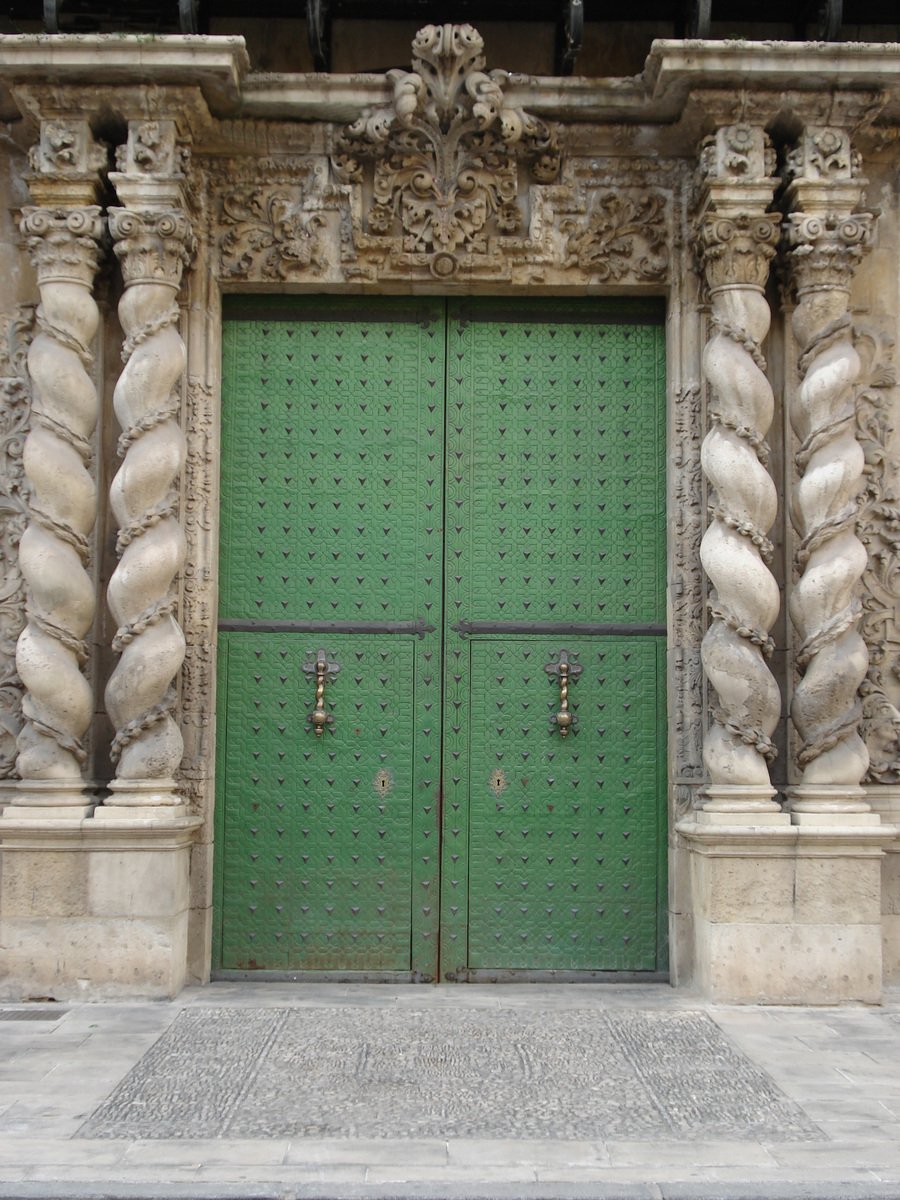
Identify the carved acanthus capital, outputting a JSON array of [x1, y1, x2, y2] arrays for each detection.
[[20, 206, 104, 288], [695, 212, 780, 292], [109, 208, 195, 289], [784, 211, 874, 299]]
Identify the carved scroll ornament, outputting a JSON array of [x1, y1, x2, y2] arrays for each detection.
[[332, 23, 559, 279]]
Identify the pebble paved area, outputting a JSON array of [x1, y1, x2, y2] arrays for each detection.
[[0, 983, 899, 1199]]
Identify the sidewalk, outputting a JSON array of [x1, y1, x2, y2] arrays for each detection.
[[1, 983, 899, 1199]]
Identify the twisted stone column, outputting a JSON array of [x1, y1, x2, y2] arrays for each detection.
[[783, 127, 874, 815], [694, 125, 783, 815], [7, 120, 105, 817], [101, 122, 194, 816]]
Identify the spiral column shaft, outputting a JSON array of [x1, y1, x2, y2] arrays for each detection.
[[7, 119, 105, 817], [783, 126, 874, 815], [100, 120, 194, 816], [694, 125, 783, 814]]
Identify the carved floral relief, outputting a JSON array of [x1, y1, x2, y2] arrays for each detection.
[[0, 306, 34, 778], [855, 327, 900, 783]]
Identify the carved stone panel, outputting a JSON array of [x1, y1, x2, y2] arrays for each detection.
[[0, 307, 34, 780]]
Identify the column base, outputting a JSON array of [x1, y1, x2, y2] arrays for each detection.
[[701, 783, 787, 820], [3, 778, 96, 820], [677, 818, 895, 1003], [94, 778, 188, 822], [784, 783, 872, 816], [0, 817, 201, 999]]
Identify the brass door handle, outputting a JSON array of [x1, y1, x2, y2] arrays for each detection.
[[545, 650, 582, 737], [303, 649, 339, 736]]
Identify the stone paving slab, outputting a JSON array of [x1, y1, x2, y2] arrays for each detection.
[[0, 985, 898, 1198], [78, 1006, 822, 1142]]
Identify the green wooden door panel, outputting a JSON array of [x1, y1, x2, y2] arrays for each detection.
[[215, 296, 444, 977], [440, 299, 666, 975], [217, 633, 419, 972], [215, 296, 666, 978], [463, 637, 665, 971], [219, 297, 445, 626]]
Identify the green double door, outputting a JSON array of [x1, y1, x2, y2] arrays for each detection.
[[214, 297, 666, 981]]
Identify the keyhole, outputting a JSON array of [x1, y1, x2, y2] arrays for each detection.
[[378, 776, 388, 792]]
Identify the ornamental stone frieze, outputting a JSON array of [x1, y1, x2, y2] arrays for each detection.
[[693, 124, 783, 814], [209, 158, 330, 280], [102, 117, 196, 818], [0, 306, 34, 780], [854, 326, 900, 784], [782, 125, 876, 815], [7, 119, 105, 818]]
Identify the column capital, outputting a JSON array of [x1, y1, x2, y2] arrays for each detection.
[[20, 205, 104, 289], [108, 208, 194, 290]]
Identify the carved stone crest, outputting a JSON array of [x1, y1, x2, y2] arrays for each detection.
[[331, 23, 559, 280]]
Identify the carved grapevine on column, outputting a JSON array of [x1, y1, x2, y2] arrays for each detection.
[[785, 210, 873, 794], [783, 126, 874, 807], [105, 206, 194, 791], [694, 126, 782, 807], [16, 204, 103, 787]]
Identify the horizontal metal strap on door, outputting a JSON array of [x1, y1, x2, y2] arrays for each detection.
[[218, 618, 436, 638], [451, 619, 666, 637]]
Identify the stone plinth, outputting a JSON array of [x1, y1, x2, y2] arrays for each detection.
[[677, 820, 896, 1004], [865, 786, 900, 984], [0, 818, 200, 999]]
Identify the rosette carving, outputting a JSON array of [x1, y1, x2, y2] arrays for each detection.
[[784, 208, 874, 805], [105, 206, 194, 796], [696, 212, 782, 803], [14, 206, 103, 795]]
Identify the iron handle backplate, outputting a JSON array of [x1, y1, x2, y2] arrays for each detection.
[[303, 648, 339, 736], [545, 649, 582, 737]]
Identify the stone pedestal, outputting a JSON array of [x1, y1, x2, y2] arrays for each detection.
[[677, 819, 896, 1004], [0, 818, 200, 999], [866, 786, 900, 984]]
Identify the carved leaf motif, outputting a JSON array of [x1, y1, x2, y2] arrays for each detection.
[[0, 307, 35, 778], [563, 191, 669, 282], [219, 188, 325, 279], [855, 334, 900, 783]]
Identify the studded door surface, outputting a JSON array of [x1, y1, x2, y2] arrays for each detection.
[[440, 300, 666, 977], [215, 296, 666, 979], [216, 298, 444, 977]]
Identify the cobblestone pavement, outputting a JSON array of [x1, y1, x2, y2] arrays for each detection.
[[0, 983, 899, 1199]]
